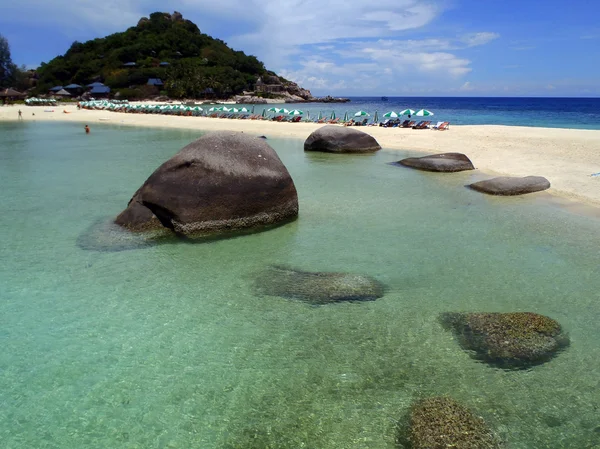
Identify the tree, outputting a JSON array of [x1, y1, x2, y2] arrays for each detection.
[[0, 34, 17, 88]]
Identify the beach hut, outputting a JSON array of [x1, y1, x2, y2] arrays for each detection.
[[0, 88, 25, 98], [147, 78, 164, 87], [89, 85, 110, 98], [87, 82, 105, 88], [49, 86, 63, 93], [54, 89, 72, 97]]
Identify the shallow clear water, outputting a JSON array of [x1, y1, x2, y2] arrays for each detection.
[[1, 121, 600, 448]]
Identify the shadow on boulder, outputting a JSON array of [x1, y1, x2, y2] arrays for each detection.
[[254, 265, 386, 305], [77, 217, 174, 252], [440, 312, 569, 369]]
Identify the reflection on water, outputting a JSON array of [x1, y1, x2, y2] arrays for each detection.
[[1, 122, 600, 448]]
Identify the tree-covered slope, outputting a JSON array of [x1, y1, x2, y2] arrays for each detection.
[[35, 11, 282, 98]]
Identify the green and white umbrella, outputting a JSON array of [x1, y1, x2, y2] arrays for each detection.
[[330, 111, 336, 120], [374, 111, 379, 123], [399, 109, 415, 116], [288, 109, 304, 115], [343, 111, 349, 122], [261, 108, 267, 118], [354, 110, 370, 117], [268, 107, 281, 112], [230, 107, 240, 113], [318, 111, 323, 120], [415, 109, 434, 117], [239, 107, 249, 113], [383, 111, 399, 118]]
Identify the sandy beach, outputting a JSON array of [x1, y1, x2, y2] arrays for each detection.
[[3, 103, 600, 207]]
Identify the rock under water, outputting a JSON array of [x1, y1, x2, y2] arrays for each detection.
[[440, 312, 569, 369], [254, 265, 385, 304], [469, 176, 550, 196], [402, 396, 503, 449]]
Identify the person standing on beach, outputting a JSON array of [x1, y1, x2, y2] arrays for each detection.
[[18, 109, 22, 119], [84, 125, 90, 134]]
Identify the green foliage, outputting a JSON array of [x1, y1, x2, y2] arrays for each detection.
[[34, 12, 269, 98], [0, 34, 17, 88]]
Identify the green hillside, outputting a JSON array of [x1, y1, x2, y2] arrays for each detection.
[[35, 11, 283, 99]]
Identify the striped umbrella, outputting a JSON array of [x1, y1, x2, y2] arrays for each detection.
[[318, 111, 323, 120], [330, 111, 336, 120], [383, 111, 399, 118], [288, 109, 304, 115], [400, 109, 416, 116], [415, 109, 434, 117], [343, 111, 349, 122], [354, 110, 370, 117], [374, 111, 379, 123], [261, 108, 267, 118]]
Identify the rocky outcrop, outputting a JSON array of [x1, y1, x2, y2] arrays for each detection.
[[234, 95, 268, 104], [469, 176, 550, 195], [304, 126, 381, 153], [115, 131, 299, 238], [440, 312, 569, 369], [398, 153, 475, 172], [405, 397, 502, 449], [255, 266, 385, 305]]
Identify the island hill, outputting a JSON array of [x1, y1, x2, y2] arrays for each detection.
[[33, 11, 349, 104]]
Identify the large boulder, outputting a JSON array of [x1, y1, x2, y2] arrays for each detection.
[[405, 397, 503, 449], [115, 132, 299, 238], [398, 152, 475, 172], [440, 312, 569, 369], [255, 265, 385, 305], [469, 176, 550, 195], [304, 125, 381, 153]]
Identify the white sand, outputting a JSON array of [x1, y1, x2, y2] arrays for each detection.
[[3, 104, 600, 207]]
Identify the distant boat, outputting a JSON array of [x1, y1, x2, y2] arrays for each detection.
[[381, 96, 388, 101]]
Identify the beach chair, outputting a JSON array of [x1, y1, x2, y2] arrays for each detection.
[[433, 121, 450, 130], [413, 121, 431, 129], [402, 121, 415, 128]]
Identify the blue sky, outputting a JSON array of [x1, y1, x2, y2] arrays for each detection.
[[1, 0, 599, 96]]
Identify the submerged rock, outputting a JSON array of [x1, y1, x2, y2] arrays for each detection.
[[255, 265, 385, 304], [397, 152, 475, 172], [440, 312, 569, 369], [406, 397, 502, 449], [469, 176, 550, 196], [304, 125, 381, 153], [115, 131, 299, 238], [77, 217, 173, 252]]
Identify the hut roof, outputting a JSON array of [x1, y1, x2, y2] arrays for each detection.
[[54, 89, 72, 96], [90, 86, 111, 94], [49, 86, 63, 92], [123, 62, 136, 67], [0, 88, 25, 97], [64, 83, 82, 89], [159, 61, 170, 66], [147, 78, 164, 86], [86, 82, 105, 88]]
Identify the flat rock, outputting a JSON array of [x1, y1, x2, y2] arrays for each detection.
[[440, 312, 569, 369], [115, 131, 299, 238], [469, 176, 550, 196], [398, 152, 475, 172], [406, 397, 503, 449], [255, 265, 385, 304], [304, 125, 381, 153]]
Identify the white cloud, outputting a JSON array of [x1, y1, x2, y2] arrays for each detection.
[[461, 32, 500, 47]]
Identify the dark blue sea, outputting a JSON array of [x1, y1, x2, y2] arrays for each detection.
[[282, 97, 600, 130]]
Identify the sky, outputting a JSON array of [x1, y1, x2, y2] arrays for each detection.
[[1, 0, 599, 97]]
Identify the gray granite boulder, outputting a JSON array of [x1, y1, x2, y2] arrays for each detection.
[[469, 176, 550, 195], [115, 132, 299, 238], [440, 312, 569, 369], [404, 397, 503, 449], [398, 152, 475, 172], [255, 265, 385, 304], [304, 125, 381, 153]]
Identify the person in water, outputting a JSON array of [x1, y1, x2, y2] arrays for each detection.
[[84, 125, 90, 134]]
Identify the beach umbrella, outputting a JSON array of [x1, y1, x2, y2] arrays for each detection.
[[268, 107, 280, 112], [288, 109, 304, 116], [400, 109, 416, 116], [239, 107, 249, 113], [306, 111, 310, 120], [281, 108, 290, 114], [343, 111, 349, 122], [330, 111, 336, 120], [383, 111, 399, 118], [318, 111, 323, 120], [230, 107, 240, 113], [261, 108, 267, 118], [415, 109, 434, 117], [374, 111, 379, 123], [251, 105, 255, 114], [354, 110, 370, 117]]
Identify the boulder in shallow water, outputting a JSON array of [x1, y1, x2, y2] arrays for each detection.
[[406, 397, 503, 449], [469, 176, 550, 196], [304, 125, 381, 153], [440, 312, 569, 369], [255, 265, 385, 304], [397, 152, 475, 172], [115, 131, 299, 238]]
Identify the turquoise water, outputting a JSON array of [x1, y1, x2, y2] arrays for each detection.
[[2, 121, 600, 448]]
